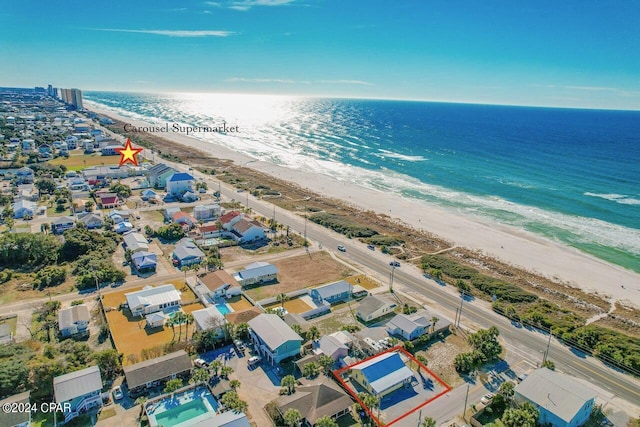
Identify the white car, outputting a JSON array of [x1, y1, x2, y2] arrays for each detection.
[[112, 386, 123, 401], [480, 393, 495, 405], [194, 358, 208, 368], [337, 245, 346, 252]]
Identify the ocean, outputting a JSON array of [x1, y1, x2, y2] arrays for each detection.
[[84, 92, 640, 273]]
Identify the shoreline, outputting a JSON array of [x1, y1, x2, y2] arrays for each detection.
[[87, 101, 640, 309]]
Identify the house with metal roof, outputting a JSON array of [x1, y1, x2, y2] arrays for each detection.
[[273, 378, 353, 426], [77, 212, 103, 229], [51, 216, 75, 234], [11, 200, 36, 218], [145, 312, 168, 328], [248, 314, 303, 364], [515, 368, 596, 427], [0, 391, 31, 427], [232, 262, 278, 287], [53, 365, 103, 423], [386, 312, 431, 341], [131, 251, 157, 273], [313, 335, 349, 361], [172, 238, 205, 267], [147, 163, 176, 188], [166, 172, 195, 196], [124, 350, 192, 394], [350, 351, 414, 398], [123, 232, 149, 253], [310, 280, 353, 304], [356, 295, 397, 322], [192, 306, 226, 335], [125, 284, 181, 317], [58, 304, 90, 337]]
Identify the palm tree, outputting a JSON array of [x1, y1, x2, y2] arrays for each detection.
[[276, 293, 289, 309], [306, 326, 320, 342], [315, 417, 339, 427], [430, 316, 440, 333], [166, 318, 176, 341], [416, 354, 428, 373], [302, 362, 320, 378], [283, 408, 302, 427], [40, 222, 50, 234], [229, 379, 241, 391], [209, 360, 223, 377], [421, 417, 437, 427], [318, 355, 334, 375], [280, 375, 296, 395], [184, 313, 195, 342], [174, 312, 186, 342], [220, 366, 234, 379], [135, 396, 148, 420]]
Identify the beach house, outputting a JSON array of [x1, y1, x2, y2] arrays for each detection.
[[386, 312, 431, 341], [232, 262, 278, 287], [515, 368, 596, 427], [15, 167, 34, 184], [77, 212, 103, 229], [192, 306, 226, 335], [310, 280, 353, 305], [248, 314, 303, 364], [172, 238, 205, 267], [147, 163, 176, 188], [123, 232, 150, 253], [232, 218, 266, 242], [124, 350, 192, 395], [166, 172, 195, 196], [58, 304, 90, 337], [313, 335, 349, 361], [193, 203, 221, 221], [219, 210, 243, 230], [11, 200, 36, 218], [125, 284, 181, 317], [131, 251, 157, 273], [356, 295, 397, 322], [53, 366, 103, 423], [51, 216, 75, 235], [197, 270, 242, 299], [350, 352, 414, 398]]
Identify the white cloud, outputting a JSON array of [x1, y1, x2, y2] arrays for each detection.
[[207, 0, 297, 11], [88, 28, 235, 37], [226, 77, 302, 84], [318, 79, 374, 86]]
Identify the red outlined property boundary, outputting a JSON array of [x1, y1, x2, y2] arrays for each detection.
[[333, 345, 452, 427]]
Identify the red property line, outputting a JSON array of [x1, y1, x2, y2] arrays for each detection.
[[333, 345, 452, 427]]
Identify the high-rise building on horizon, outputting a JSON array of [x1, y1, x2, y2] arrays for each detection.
[[60, 88, 83, 110]]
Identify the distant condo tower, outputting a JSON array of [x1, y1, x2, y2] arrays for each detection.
[[60, 88, 83, 110], [47, 84, 58, 98]]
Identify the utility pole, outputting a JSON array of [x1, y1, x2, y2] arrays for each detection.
[[457, 291, 465, 327], [543, 328, 552, 363], [463, 383, 470, 421], [389, 266, 396, 292]]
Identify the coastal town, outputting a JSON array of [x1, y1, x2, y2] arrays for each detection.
[[0, 86, 639, 427]]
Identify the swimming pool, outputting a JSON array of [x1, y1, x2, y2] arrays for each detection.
[[216, 303, 232, 315], [147, 387, 219, 427], [154, 399, 208, 426]]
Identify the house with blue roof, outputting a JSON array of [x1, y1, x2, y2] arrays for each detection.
[[172, 238, 205, 267], [140, 189, 157, 201], [131, 251, 157, 273], [351, 352, 414, 398], [166, 172, 194, 196], [310, 280, 353, 304]]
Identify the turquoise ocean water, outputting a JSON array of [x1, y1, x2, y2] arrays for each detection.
[[85, 92, 640, 273]]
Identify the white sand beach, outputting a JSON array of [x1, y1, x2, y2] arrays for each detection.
[[88, 102, 640, 308]]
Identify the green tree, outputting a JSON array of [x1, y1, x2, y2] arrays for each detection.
[[416, 354, 428, 373], [220, 391, 248, 412], [281, 375, 296, 395], [92, 349, 122, 381], [166, 318, 176, 341], [220, 366, 234, 379], [542, 359, 556, 370], [190, 368, 209, 384], [302, 362, 320, 378], [318, 354, 334, 375], [155, 223, 185, 241], [164, 378, 183, 393], [283, 408, 302, 427], [209, 360, 223, 377], [501, 402, 538, 427], [421, 417, 437, 427], [184, 313, 195, 342], [430, 316, 440, 332], [457, 279, 471, 294], [429, 268, 442, 280], [229, 379, 241, 390], [403, 340, 415, 354], [276, 292, 289, 308], [109, 183, 132, 199], [35, 177, 56, 194], [306, 326, 320, 342], [315, 417, 338, 427]]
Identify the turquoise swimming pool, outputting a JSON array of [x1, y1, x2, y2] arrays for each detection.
[[147, 387, 219, 427], [154, 399, 208, 426], [216, 303, 232, 315]]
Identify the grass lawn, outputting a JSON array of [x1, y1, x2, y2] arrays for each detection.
[[49, 153, 120, 171], [226, 295, 254, 311], [46, 205, 73, 217], [264, 297, 313, 314], [345, 274, 379, 290], [140, 209, 165, 222]]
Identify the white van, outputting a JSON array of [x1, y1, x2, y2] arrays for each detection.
[[247, 356, 262, 369]]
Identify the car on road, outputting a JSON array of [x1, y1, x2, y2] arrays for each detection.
[[480, 393, 495, 405], [367, 244, 375, 250], [337, 245, 346, 252], [389, 261, 401, 267], [112, 386, 123, 401]]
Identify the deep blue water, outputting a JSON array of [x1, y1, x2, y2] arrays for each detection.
[[85, 92, 640, 272]]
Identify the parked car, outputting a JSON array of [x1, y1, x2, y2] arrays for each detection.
[[480, 393, 495, 405], [248, 356, 261, 369], [337, 245, 346, 252], [367, 244, 375, 250], [194, 358, 208, 368], [112, 386, 123, 401], [234, 340, 245, 350], [389, 261, 401, 268]]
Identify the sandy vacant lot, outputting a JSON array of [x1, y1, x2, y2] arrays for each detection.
[[244, 251, 353, 300], [264, 297, 313, 314]]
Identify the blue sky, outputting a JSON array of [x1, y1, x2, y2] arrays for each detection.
[[1, 0, 639, 109]]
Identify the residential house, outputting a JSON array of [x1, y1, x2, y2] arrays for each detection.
[[148, 163, 176, 188], [197, 270, 242, 299], [198, 222, 222, 239], [16, 184, 39, 201], [66, 135, 78, 149], [273, 378, 353, 426], [219, 210, 243, 230], [248, 313, 303, 364], [224, 306, 263, 326], [164, 206, 181, 220], [386, 312, 431, 341], [172, 211, 197, 228], [97, 192, 119, 209], [140, 189, 157, 201], [145, 312, 168, 328], [131, 251, 157, 273], [193, 204, 221, 221], [54, 365, 103, 423], [124, 350, 192, 395], [21, 139, 34, 152], [123, 232, 150, 253], [114, 221, 133, 234], [15, 167, 34, 184], [192, 306, 226, 335], [172, 238, 205, 267], [350, 351, 414, 398], [58, 304, 90, 337], [166, 172, 194, 196], [233, 218, 266, 242], [11, 200, 36, 218], [125, 284, 181, 317], [515, 368, 596, 427], [356, 295, 397, 322], [232, 262, 278, 287], [108, 209, 131, 224], [310, 280, 353, 305], [100, 140, 124, 155], [77, 212, 103, 229], [0, 391, 31, 427], [313, 335, 349, 361], [51, 216, 75, 235]]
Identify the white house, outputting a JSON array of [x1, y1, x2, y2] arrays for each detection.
[[192, 306, 226, 335], [232, 262, 278, 287], [11, 200, 36, 218], [166, 172, 195, 196], [58, 305, 90, 337], [193, 204, 221, 221], [54, 366, 103, 423], [145, 312, 169, 328], [386, 312, 431, 341], [123, 232, 150, 253], [233, 218, 266, 242], [125, 284, 181, 317], [356, 295, 397, 322]]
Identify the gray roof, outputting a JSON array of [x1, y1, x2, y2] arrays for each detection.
[[190, 410, 250, 427], [0, 391, 30, 427], [54, 365, 102, 403], [357, 295, 394, 317], [248, 314, 302, 352], [315, 335, 348, 358], [124, 350, 192, 389], [275, 378, 354, 425], [125, 284, 181, 311], [516, 368, 596, 423], [52, 216, 74, 225], [283, 313, 310, 331], [173, 239, 205, 261], [192, 306, 226, 331], [58, 304, 90, 331], [123, 232, 149, 251], [77, 212, 102, 224], [234, 263, 278, 282], [386, 313, 430, 335], [311, 280, 352, 300]]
